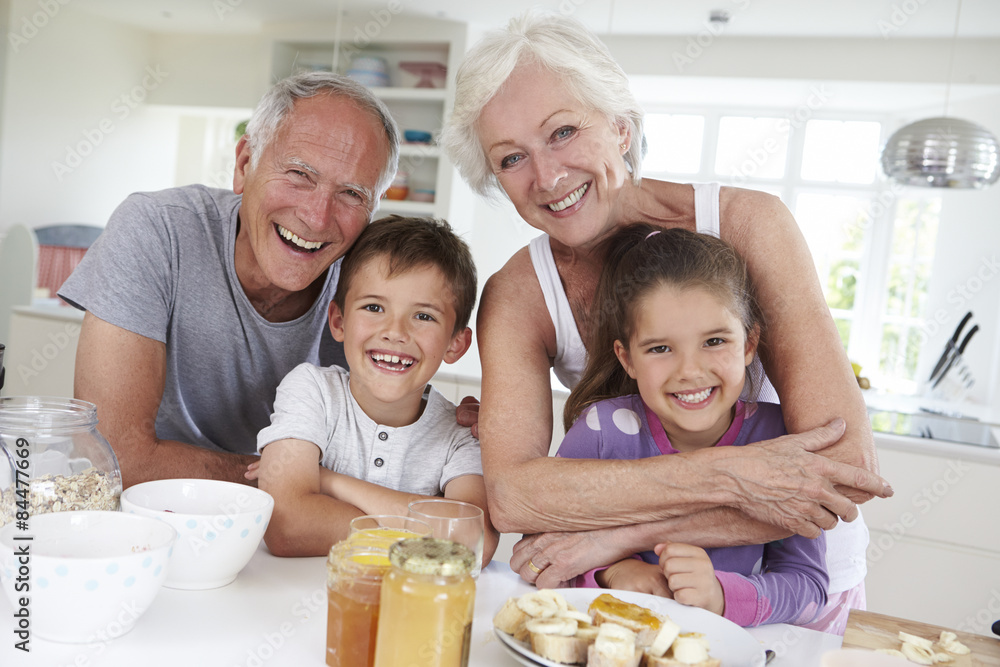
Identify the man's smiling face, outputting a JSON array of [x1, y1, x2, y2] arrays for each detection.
[[233, 93, 390, 303]]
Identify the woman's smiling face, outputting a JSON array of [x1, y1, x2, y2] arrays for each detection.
[[476, 62, 631, 250]]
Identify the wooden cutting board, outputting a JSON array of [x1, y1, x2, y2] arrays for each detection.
[[843, 609, 1000, 666]]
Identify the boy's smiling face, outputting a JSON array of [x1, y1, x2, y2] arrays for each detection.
[[328, 256, 471, 426]]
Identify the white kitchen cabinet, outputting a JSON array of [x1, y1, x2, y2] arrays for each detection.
[[1, 305, 82, 399], [268, 16, 474, 233], [863, 434, 1000, 634]]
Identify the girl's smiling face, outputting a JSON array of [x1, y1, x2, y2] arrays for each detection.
[[476, 61, 631, 251], [614, 283, 758, 451]]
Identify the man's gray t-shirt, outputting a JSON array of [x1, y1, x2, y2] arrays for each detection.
[[59, 185, 346, 455], [257, 364, 482, 494]]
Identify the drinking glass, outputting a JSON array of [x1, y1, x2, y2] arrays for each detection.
[[347, 515, 431, 552], [407, 499, 485, 578]]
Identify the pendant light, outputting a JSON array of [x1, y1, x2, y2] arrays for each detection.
[[880, 0, 1000, 189]]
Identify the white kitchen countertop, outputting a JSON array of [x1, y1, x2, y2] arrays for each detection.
[[0, 541, 842, 666]]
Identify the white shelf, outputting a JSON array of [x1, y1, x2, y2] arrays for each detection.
[[269, 19, 471, 235], [369, 87, 447, 102], [398, 144, 439, 157], [377, 200, 437, 216]]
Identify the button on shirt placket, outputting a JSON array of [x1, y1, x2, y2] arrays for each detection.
[[371, 430, 389, 484]]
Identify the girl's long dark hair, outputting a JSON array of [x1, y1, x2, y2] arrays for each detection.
[[563, 224, 764, 432]]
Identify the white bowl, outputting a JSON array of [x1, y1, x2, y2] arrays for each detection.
[[120, 479, 273, 590], [0, 510, 177, 643]]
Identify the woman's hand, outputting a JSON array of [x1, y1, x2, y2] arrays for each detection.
[[596, 558, 673, 597], [655, 542, 724, 615], [510, 527, 640, 588], [714, 418, 892, 538]]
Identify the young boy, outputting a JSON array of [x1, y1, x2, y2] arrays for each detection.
[[254, 216, 498, 563]]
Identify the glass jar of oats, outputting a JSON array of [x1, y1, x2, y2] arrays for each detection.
[[0, 397, 121, 527]]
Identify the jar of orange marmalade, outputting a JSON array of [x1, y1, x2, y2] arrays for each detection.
[[373, 538, 476, 667], [326, 541, 390, 667]]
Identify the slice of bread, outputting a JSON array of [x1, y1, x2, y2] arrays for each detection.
[[494, 597, 529, 636], [588, 646, 642, 667], [531, 632, 591, 665], [643, 632, 720, 667], [589, 593, 664, 647]]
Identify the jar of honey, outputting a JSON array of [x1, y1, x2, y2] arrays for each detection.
[[373, 538, 476, 667], [326, 541, 390, 667]]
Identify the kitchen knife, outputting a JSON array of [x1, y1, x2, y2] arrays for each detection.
[[928, 311, 972, 382], [931, 324, 979, 389]]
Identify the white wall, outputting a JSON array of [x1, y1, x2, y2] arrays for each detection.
[[0, 2, 179, 230]]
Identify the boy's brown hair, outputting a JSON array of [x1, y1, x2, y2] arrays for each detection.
[[333, 215, 478, 333]]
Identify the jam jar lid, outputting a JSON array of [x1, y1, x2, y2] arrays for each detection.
[[389, 537, 474, 577]]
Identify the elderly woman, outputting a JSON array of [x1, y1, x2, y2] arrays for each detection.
[[440, 11, 890, 609]]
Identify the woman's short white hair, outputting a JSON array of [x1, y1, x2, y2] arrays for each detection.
[[245, 71, 400, 198], [440, 10, 644, 199]]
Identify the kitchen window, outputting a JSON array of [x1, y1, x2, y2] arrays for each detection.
[[641, 109, 941, 394]]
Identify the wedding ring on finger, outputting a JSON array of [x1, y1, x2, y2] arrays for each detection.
[[527, 560, 542, 574]]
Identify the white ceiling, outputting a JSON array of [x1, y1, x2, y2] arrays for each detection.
[[74, 0, 1000, 38]]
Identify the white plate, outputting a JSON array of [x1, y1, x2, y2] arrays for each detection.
[[493, 588, 766, 667]]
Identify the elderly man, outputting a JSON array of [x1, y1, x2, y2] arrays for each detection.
[[60, 72, 400, 488]]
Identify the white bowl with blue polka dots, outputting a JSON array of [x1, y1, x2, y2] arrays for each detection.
[[0, 510, 177, 643], [120, 479, 273, 590]]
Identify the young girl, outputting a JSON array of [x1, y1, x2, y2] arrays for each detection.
[[559, 224, 842, 631]]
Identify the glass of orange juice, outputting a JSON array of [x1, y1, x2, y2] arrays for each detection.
[[347, 515, 432, 550]]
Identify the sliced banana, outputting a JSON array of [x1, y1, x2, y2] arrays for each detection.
[[932, 652, 955, 663], [647, 617, 681, 658], [593, 623, 638, 659], [938, 631, 958, 644], [672, 633, 711, 664], [557, 610, 593, 624], [898, 631, 935, 652], [875, 648, 907, 658], [539, 588, 570, 612], [525, 617, 578, 637], [936, 631, 970, 656], [900, 641, 935, 666], [516, 591, 560, 618], [595, 622, 637, 643]]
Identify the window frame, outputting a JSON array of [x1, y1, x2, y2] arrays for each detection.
[[638, 101, 937, 390]]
